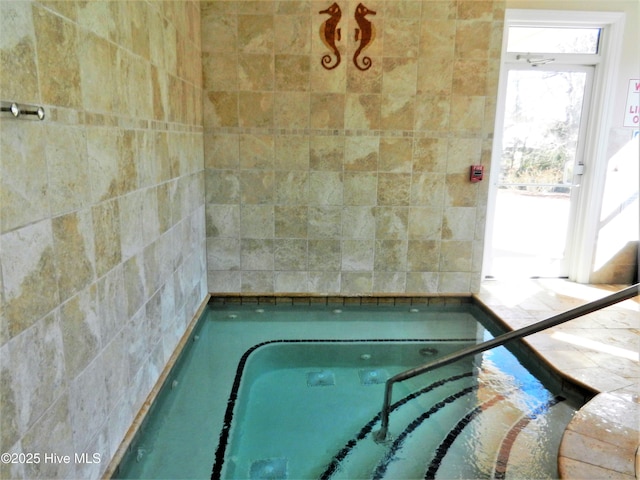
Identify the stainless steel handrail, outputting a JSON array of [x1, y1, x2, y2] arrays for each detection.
[[373, 283, 639, 443]]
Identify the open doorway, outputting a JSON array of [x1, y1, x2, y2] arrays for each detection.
[[484, 10, 625, 280]]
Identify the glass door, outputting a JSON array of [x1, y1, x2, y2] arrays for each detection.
[[487, 65, 594, 278], [484, 12, 625, 281]]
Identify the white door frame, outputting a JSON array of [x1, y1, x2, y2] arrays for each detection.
[[483, 9, 626, 282]]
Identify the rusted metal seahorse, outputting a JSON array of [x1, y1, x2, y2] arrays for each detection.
[[353, 3, 376, 71], [319, 3, 342, 70]]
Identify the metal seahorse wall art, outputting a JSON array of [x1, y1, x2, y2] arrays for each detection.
[[319, 3, 342, 70], [353, 3, 376, 71]]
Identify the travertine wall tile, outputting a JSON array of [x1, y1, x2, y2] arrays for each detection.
[[0, 2, 206, 477], [0, 122, 48, 232], [375, 206, 409, 239], [308, 206, 342, 239], [343, 239, 375, 271], [2, 221, 59, 337], [417, 54, 454, 95], [92, 200, 122, 278], [274, 239, 308, 270], [309, 171, 342, 205], [0, 2, 39, 102], [21, 394, 75, 479], [440, 240, 473, 271], [241, 270, 274, 293], [385, 18, 421, 57], [310, 93, 345, 128], [311, 58, 347, 93], [276, 135, 309, 170], [96, 264, 125, 344], [341, 271, 373, 294], [375, 239, 408, 271], [33, 5, 82, 108], [411, 173, 445, 207], [60, 286, 100, 378], [342, 206, 376, 240], [442, 207, 477, 240], [241, 205, 274, 238], [381, 93, 415, 130], [203, 0, 504, 295], [374, 271, 407, 293], [238, 15, 274, 54], [79, 31, 115, 113], [408, 240, 440, 271], [244, 163, 276, 199], [275, 206, 308, 237], [239, 91, 273, 127], [382, 58, 418, 94], [275, 171, 309, 203], [52, 210, 95, 302], [275, 54, 311, 90], [406, 271, 439, 293], [439, 271, 471, 292], [408, 207, 443, 239], [86, 127, 120, 202], [275, 91, 310, 128], [310, 136, 344, 170], [46, 125, 90, 216], [309, 239, 341, 270], [275, 271, 309, 292], [119, 190, 146, 258], [379, 137, 412, 172], [1, 349, 19, 454], [347, 61, 382, 93], [6, 312, 66, 439], [241, 134, 275, 168], [345, 93, 381, 129], [344, 171, 377, 205], [206, 169, 240, 204], [208, 238, 240, 270], [68, 346, 107, 452], [378, 173, 411, 205]]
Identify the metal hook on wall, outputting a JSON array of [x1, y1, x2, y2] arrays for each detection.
[[1, 101, 46, 120]]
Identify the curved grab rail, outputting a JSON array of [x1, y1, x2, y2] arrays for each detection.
[[373, 283, 639, 443]]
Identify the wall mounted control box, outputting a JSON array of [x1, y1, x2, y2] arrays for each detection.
[[470, 165, 484, 182]]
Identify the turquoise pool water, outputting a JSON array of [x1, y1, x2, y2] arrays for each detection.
[[115, 301, 583, 479]]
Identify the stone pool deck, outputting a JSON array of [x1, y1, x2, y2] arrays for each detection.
[[476, 279, 639, 480]]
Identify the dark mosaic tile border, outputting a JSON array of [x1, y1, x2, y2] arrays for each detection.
[[210, 338, 476, 480], [209, 294, 473, 307]]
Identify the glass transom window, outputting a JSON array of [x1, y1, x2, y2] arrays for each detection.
[[507, 27, 601, 54]]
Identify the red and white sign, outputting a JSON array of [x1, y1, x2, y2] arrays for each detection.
[[623, 79, 639, 127]]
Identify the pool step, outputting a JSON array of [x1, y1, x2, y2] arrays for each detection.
[[324, 386, 572, 479], [422, 392, 523, 479], [492, 397, 574, 479], [222, 356, 574, 480], [322, 373, 477, 479]]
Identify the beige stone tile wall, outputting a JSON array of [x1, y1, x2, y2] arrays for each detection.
[[0, 1, 206, 478], [204, 0, 504, 295]]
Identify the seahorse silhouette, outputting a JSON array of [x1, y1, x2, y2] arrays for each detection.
[[319, 3, 342, 70], [353, 3, 376, 71]]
